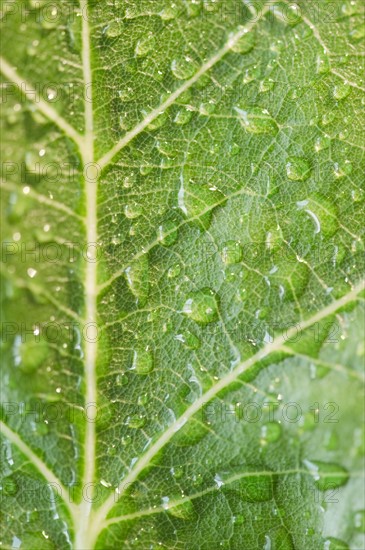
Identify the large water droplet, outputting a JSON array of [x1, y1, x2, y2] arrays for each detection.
[[173, 417, 209, 446], [126, 414, 146, 429], [182, 288, 219, 325], [167, 499, 196, 519], [224, 469, 274, 502], [174, 108, 193, 125], [175, 331, 201, 350], [260, 422, 282, 444], [157, 220, 178, 246], [178, 177, 226, 229], [323, 538, 349, 550], [230, 27, 256, 54], [221, 241, 242, 265], [13, 337, 49, 373], [304, 460, 349, 490], [333, 83, 351, 100], [353, 510, 365, 533], [130, 348, 154, 375], [135, 33, 155, 56], [171, 56, 196, 80], [105, 21, 123, 38], [286, 156, 312, 181], [297, 194, 339, 237], [124, 254, 149, 306], [234, 107, 278, 135]]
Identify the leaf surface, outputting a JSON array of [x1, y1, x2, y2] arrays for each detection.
[[1, 1, 364, 549]]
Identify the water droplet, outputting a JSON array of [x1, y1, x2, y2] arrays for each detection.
[[349, 24, 365, 42], [297, 194, 338, 236], [224, 469, 274, 502], [321, 112, 336, 126], [173, 417, 209, 446], [304, 460, 349, 490], [269, 258, 309, 301], [259, 78, 275, 93], [174, 108, 193, 125], [177, 176, 226, 229], [104, 21, 123, 38], [316, 54, 330, 74], [13, 336, 49, 373], [182, 288, 219, 324], [123, 174, 136, 188], [260, 422, 282, 444], [230, 27, 256, 54], [159, 4, 180, 20], [167, 499, 196, 519], [124, 254, 149, 306], [135, 33, 155, 56], [221, 241, 242, 265], [286, 156, 312, 181], [175, 331, 201, 350], [333, 83, 351, 100], [171, 56, 196, 80], [333, 160, 353, 178], [198, 101, 216, 116], [157, 220, 178, 246], [234, 107, 278, 135], [116, 373, 129, 386], [353, 509, 365, 533], [124, 202, 142, 219], [341, 1, 359, 16], [2, 476, 18, 495], [167, 263, 181, 278], [130, 348, 154, 375], [315, 135, 331, 152], [323, 538, 349, 550], [126, 414, 146, 429]]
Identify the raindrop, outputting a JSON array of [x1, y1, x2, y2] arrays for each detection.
[[221, 241, 242, 265], [171, 56, 196, 80], [130, 348, 154, 375], [230, 27, 256, 54], [13, 336, 49, 373], [286, 156, 312, 181], [175, 331, 201, 350], [135, 33, 155, 57], [333, 83, 351, 100], [304, 460, 349, 490], [182, 288, 219, 325], [234, 107, 278, 135]]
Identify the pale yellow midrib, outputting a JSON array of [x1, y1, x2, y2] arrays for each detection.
[[73, 1, 98, 548]]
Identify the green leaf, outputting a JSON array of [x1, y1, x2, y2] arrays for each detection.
[[1, 0, 364, 548]]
